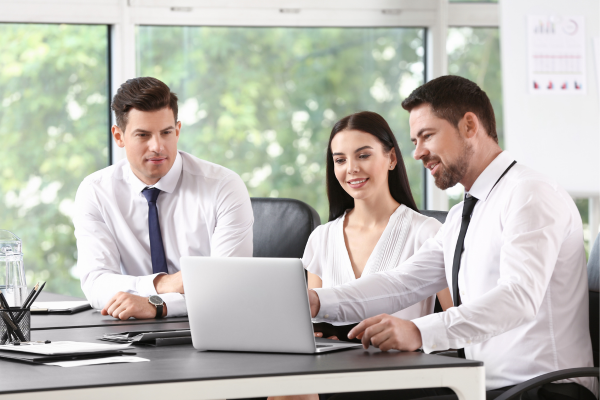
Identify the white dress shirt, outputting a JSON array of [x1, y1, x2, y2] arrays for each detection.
[[314, 151, 595, 393], [303, 205, 441, 322], [74, 151, 253, 317]]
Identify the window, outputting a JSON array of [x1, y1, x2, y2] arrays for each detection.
[[0, 24, 109, 297], [137, 26, 426, 221], [446, 27, 502, 207]]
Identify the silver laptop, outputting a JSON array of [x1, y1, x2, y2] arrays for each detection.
[[181, 257, 362, 354]]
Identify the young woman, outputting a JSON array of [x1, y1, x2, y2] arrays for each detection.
[[268, 111, 452, 400]]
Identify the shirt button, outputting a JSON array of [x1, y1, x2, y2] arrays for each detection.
[[324, 314, 329, 318], [431, 344, 437, 349], [467, 340, 472, 344], [461, 291, 466, 296]]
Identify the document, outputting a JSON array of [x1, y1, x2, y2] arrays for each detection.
[[44, 356, 149, 368], [31, 301, 91, 313], [0, 341, 131, 355], [102, 329, 191, 343]]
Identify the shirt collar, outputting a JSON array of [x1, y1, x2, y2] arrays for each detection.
[[126, 151, 183, 195], [466, 151, 515, 202]]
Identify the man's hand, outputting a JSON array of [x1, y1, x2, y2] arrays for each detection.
[[308, 289, 320, 318], [101, 292, 167, 320], [348, 314, 422, 352], [154, 271, 184, 294]]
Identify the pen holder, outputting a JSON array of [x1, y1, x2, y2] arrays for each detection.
[[0, 307, 30, 344]]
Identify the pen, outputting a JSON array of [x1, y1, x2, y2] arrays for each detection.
[[0, 283, 44, 343], [0, 290, 21, 331], [0, 290, 11, 311], [25, 281, 46, 309], [11, 340, 51, 346], [19, 283, 39, 311], [0, 282, 47, 343], [15, 282, 43, 322], [0, 300, 26, 342]]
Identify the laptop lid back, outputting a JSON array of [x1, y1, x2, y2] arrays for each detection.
[[181, 257, 316, 354]]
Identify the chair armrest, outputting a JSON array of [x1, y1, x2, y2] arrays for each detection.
[[495, 367, 599, 400]]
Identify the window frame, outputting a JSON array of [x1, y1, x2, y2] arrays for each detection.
[[0, 0, 499, 211]]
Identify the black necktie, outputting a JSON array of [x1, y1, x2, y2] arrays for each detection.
[[449, 160, 517, 359], [142, 188, 168, 274], [452, 194, 479, 359]]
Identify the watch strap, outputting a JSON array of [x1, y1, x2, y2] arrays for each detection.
[[155, 303, 164, 319]]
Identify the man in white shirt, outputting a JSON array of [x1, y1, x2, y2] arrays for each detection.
[[309, 76, 595, 399], [74, 77, 253, 319]]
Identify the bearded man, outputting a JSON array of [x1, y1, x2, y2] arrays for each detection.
[[308, 76, 595, 400]]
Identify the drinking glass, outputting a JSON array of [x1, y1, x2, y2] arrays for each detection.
[[0, 230, 27, 307]]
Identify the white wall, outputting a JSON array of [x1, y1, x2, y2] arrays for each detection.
[[500, 0, 600, 198]]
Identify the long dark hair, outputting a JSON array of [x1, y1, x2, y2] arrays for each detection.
[[326, 111, 419, 221]]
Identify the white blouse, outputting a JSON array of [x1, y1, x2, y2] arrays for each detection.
[[303, 204, 442, 323]]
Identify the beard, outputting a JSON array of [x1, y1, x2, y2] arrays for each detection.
[[424, 140, 474, 190]]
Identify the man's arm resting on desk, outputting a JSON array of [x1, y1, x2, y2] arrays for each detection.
[[100, 273, 187, 319], [74, 180, 187, 319], [101, 292, 168, 319]]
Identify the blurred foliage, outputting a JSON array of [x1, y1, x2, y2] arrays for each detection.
[[446, 27, 503, 208], [137, 27, 426, 222], [0, 24, 109, 296], [0, 22, 590, 297]]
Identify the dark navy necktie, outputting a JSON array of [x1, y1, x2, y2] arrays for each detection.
[[142, 187, 168, 274]]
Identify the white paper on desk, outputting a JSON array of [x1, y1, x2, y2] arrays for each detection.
[[0, 341, 132, 355], [44, 356, 149, 368], [31, 301, 90, 311]]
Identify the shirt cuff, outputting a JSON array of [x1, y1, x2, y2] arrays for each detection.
[[135, 273, 161, 297], [311, 288, 340, 322], [412, 312, 449, 353], [160, 293, 187, 317]]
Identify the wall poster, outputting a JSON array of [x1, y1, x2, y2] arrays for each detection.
[[528, 15, 586, 94]]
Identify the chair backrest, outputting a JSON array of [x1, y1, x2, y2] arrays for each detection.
[[588, 232, 599, 367], [251, 198, 321, 259], [420, 209, 448, 313], [420, 209, 448, 224]]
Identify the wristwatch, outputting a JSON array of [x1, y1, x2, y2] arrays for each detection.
[[148, 295, 164, 318]]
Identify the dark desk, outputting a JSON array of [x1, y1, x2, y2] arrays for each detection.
[[1, 324, 484, 400], [3, 294, 485, 399], [32, 293, 189, 330]]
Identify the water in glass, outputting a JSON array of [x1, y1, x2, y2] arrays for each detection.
[[0, 230, 27, 307]]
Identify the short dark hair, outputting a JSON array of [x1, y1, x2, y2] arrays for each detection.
[[326, 111, 420, 221], [401, 75, 498, 143], [111, 77, 178, 131]]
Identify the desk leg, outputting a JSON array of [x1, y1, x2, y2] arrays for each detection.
[[443, 366, 486, 400]]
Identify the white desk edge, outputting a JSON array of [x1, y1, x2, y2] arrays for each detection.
[[2, 365, 486, 400]]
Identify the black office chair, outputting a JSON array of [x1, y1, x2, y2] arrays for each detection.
[[238, 198, 320, 400], [494, 232, 600, 400], [421, 209, 449, 314], [250, 197, 321, 258], [420, 209, 448, 224]]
